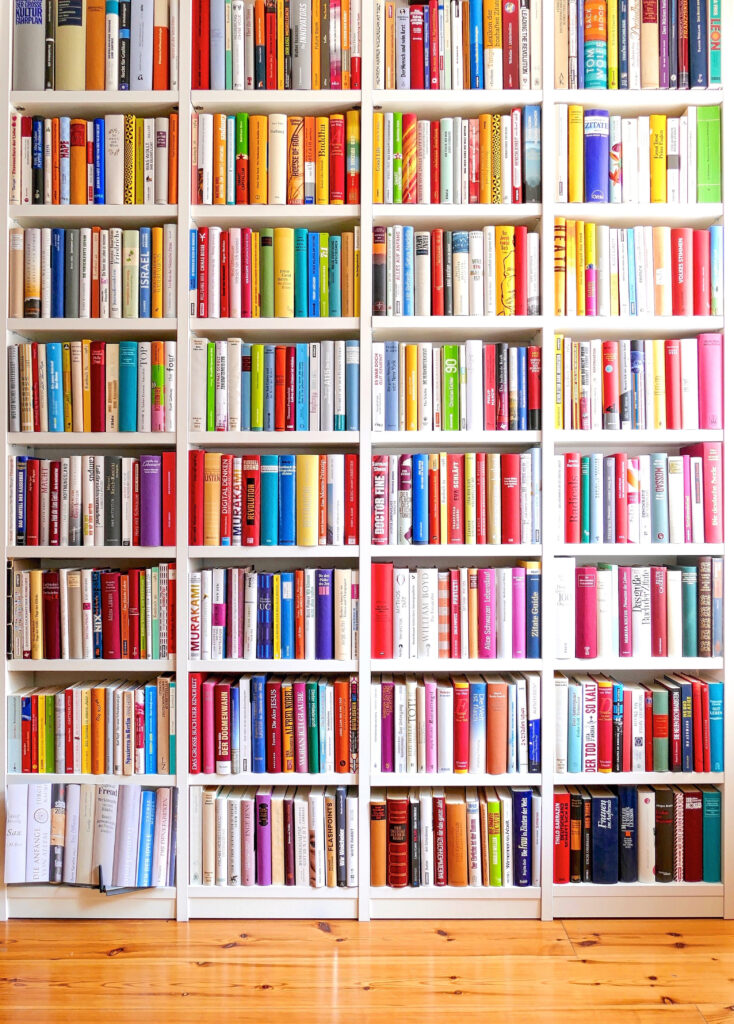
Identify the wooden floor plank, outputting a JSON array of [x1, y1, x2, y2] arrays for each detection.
[[698, 1007, 734, 1024], [564, 920, 734, 960]]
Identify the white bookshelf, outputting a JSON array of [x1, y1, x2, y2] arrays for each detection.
[[0, 0, 730, 925]]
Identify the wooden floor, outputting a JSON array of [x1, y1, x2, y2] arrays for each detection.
[[1, 918, 733, 1022]]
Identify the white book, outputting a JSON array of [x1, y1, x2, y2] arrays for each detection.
[[346, 788, 359, 886], [637, 116, 650, 203], [596, 569, 613, 659], [416, 566, 438, 658], [527, 233, 540, 314], [397, 0, 411, 87], [482, 225, 497, 314], [190, 338, 207, 431], [79, 227, 91, 318], [495, 566, 512, 659], [621, 118, 638, 204], [436, 683, 454, 773], [450, 0, 462, 88], [373, 0, 385, 86], [555, 105, 568, 202], [667, 570, 683, 657], [244, 0, 256, 87], [105, 3, 120, 89], [308, 787, 326, 888], [500, 115, 512, 203], [143, 118, 155, 204], [637, 785, 656, 882], [154, 118, 169, 205], [371, 681, 382, 772], [267, 114, 288, 204], [416, 681, 426, 771], [4, 784, 28, 883], [686, 107, 697, 204], [513, 675, 526, 772], [198, 113, 214, 205], [667, 117, 680, 202], [151, 788, 172, 887], [417, 120, 431, 204], [690, 459, 704, 543], [292, 788, 309, 887], [92, 784, 119, 889], [630, 566, 652, 656], [680, 337, 699, 429], [406, 676, 418, 772], [163, 223, 177, 317], [213, 789, 228, 885], [394, 681, 407, 772], [466, 788, 481, 886], [555, 675, 568, 772], [130, 0, 154, 88], [452, 117, 462, 204], [112, 784, 142, 888], [189, 788, 203, 885], [627, 0, 641, 89], [667, 456, 685, 544], [40, 228, 52, 319], [418, 788, 433, 885], [214, 338, 227, 430], [638, 454, 652, 543], [227, 792, 242, 886], [555, 557, 576, 658]]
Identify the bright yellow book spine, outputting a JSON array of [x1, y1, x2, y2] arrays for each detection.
[[252, 231, 261, 316], [565, 218, 576, 313], [249, 115, 268, 205], [490, 114, 502, 203], [373, 113, 384, 203], [428, 451, 440, 525], [554, 217, 566, 315], [151, 227, 163, 317], [607, 0, 619, 88], [649, 114, 667, 202], [30, 569, 44, 659], [203, 452, 222, 545], [495, 226, 515, 316], [479, 113, 492, 203], [555, 334, 564, 428], [80, 687, 91, 774], [273, 574, 281, 658], [213, 113, 227, 204], [274, 227, 295, 317], [575, 220, 585, 315], [37, 695, 46, 772], [652, 338, 667, 428], [584, 221, 596, 314], [354, 226, 360, 315], [82, 339, 92, 431], [296, 454, 319, 545], [123, 114, 136, 204], [250, 345, 264, 428], [385, 1, 395, 89], [341, 0, 350, 89], [464, 452, 476, 544], [439, 452, 448, 544], [315, 116, 329, 204], [277, 0, 285, 89], [568, 104, 584, 203], [135, 117, 145, 204], [571, 341, 580, 428], [62, 341, 73, 431], [311, 0, 320, 88], [405, 344, 418, 430]]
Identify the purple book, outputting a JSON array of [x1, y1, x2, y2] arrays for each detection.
[[139, 454, 162, 546], [255, 788, 272, 886], [511, 567, 527, 659], [659, 0, 669, 87], [315, 568, 334, 659], [477, 567, 496, 659], [381, 679, 395, 771], [398, 454, 412, 542]]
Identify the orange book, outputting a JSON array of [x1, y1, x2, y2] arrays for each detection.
[[294, 570, 305, 658], [486, 679, 508, 773], [51, 118, 60, 203], [90, 686, 106, 774], [304, 116, 315, 186], [370, 791, 387, 886], [274, 345, 287, 428], [446, 790, 469, 886], [70, 119, 87, 204], [281, 679, 295, 771], [91, 226, 100, 317], [249, 115, 268, 204], [341, 0, 350, 88], [318, 454, 328, 542], [311, 0, 320, 87], [340, 231, 354, 316], [461, 1, 470, 88], [213, 113, 227, 204], [479, 113, 492, 203], [151, 226, 163, 318], [384, 1, 396, 89], [120, 573, 129, 658], [286, 116, 304, 204], [203, 453, 222, 545], [334, 678, 350, 771], [152, 0, 170, 89], [85, 1, 106, 89], [168, 112, 178, 204]]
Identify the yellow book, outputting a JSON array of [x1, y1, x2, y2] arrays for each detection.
[[123, 114, 136, 204], [273, 574, 281, 658], [565, 219, 576, 314], [584, 221, 596, 313], [649, 115, 667, 203], [151, 226, 163, 317], [487, 453, 501, 544], [252, 231, 261, 316], [287, 116, 305, 204], [82, 339, 92, 431], [203, 452, 222, 545], [554, 217, 566, 315], [568, 105, 584, 203], [62, 341, 73, 431], [354, 226, 360, 315], [37, 692, 46, 772], [554, 334, 564, 429], [249, 115, 268, 204], [607, 0, 619, 89], [428, 451, 440, 524], [490, 114, 502, 203], [296, 454, 319, 545], [373, 113, 384, 203], [478, 113, 492, 203], [575, 220, 585, 315], [213, 113, 227, 204], [483, 0, 502, 87], [495, 226, 515, 316], [135, 117, 145, 204], [274, 227, 295, 317], [571, 341, 580, 428], [139, 573, 147, 660], [80, 686, 92, 774], [341, 0, 351, 89], [91, 686, 106, 774], [250, 345, 264, 428], [651, 338, 667, 429], [405, 344, 418, 430], [311, 0, 320, 88], [439, 452, 448, 544], [277, 0, 285, 89], [385, 1, 395, 88], [467, 569, 478, 658], [464, 452, 476, 544], [30, 569, 44, 659], [315, 116, 329, 204]]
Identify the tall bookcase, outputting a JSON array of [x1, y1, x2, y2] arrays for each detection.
[[0, 2, 730, 922]]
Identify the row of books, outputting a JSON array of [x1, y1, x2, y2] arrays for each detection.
[[555, 557, 723, 661], [554, 0, 721, 90], [555, 105, 721, 205], [190, 785, 359, 888], [372, 107, 541, 206], [192, 111, 360, 205], [553, 785, 721, 886], [373, 0, 542, 91], [373, 225, 541, 317], [4, 783, 178, 891], [189, 673, 358, 774], [10, 452, 176, 549], [8, 339, 177, 435], [553, 334, 723, 432], [9, 563, 176, 661], [370, 786, 540, 888], [189, 451, 359, 547], [371, 561, 541, 661], [12, 0, 177, 91], [10, 113, 179, 207], [372, 674, 541, 775], [192, 225, 360, 318], [554, 673, 724, 775], [371, 450, 541, 546], [553, 221, 723, 318], [555, 444, 723, 546], [372, 340, 541, 433], [189, 338, 359, 433], [188, 567, 359, 661], [6, 676, 176, 776], [9, 224, 178, 320], [191, 0, 362, 90]]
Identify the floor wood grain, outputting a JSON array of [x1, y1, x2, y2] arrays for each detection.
[[0, 919, 732, 1023]]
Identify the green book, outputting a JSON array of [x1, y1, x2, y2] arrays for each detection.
[[45, 694, 55, 772], [680, 564, 698, 657], [648, 684, 669, 771], [250, 344, 265, 429], [306, 679, 319, 772], [224, 0, 233, 88], [442, 345, 460, 429], [260, 229, 275, 317], [235, 112, 249, 182], [392, 111, 403, 203], [206, 341, 216, 431], [580, 456, 590, 542], [696, 106, 721, 203], [487, 793, 502, 886], [139, 571, 147, 660], [318, 232, 329, 317], [702, 785, 722, 882], [169, 679, 176, 774], [151, 566, 160, 660]]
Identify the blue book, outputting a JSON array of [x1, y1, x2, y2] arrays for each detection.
[[318, 678, 328, 771], [294, 228, 308, 315], [328, 235, 342, 317], [210, 0, 226, 88], [689, 0, 708, 86], [583, 110, 610, 202], [346, 338, 359, 431], [32, 119, 43, 201], [469, 680, 487, 764], [189, 228, 198, 311], [525, 567, 541, 659], [511, 788, 532, 886], [260, 455, 279, 545], [411, 453, 429, 544], [307, 233, 320, 316], [626, 229, 637, 315], [650, 454, 669, 542], [251, 676, 267, 771], [315, 569, 334, 659], [59, 117, 70, 203], [139, 227, 151, 317], [136, 790, 156, 887], [708, 681, 724, 771], [15, 457, 27, 543], [710, 225, 723, 313], [567, 682, 583, 773], [591, 789, 619, 884], [93, 119, 105, 203], [256, 575, 274, 658], [403, 226, 415, 315], [676, 676, 693, 772], [617, 785, 638, 882], [92, 570, 103, 658], [630, 340, 645, 428], [468, 0, 483, 87], [144, 682, 157, 773], [384, 341, 399, 431], [50, 229, 65, 318], [230, 683, 240, 767], [280, 572, 295, 658], [522, 106, 542, 202], [516, 346, 527, 429], [278, 454, 296, 544], [263, 344, 276, 430], [702, 786, 722, 882], [119, 340, 138, 431], [240, 343, 251, 430], [296, 344, 309, 430], [46, 342, 64, 431], [423, 6, 430, 88]]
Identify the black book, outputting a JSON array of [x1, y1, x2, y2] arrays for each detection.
[[581, 788, 593, 883], [104, 456, 122, 546], [119, 0, 132, 89], [64, 228, 80, 318], [409, 794, 421, 887], [45, 0, 55, 90], [335, 786, 347, 887], [569, 788, 583, 883], [618, 785, 638, 883]]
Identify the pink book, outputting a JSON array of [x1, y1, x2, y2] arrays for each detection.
[[424, 676, 437, 773], [574, 567, 597, 659], [681, 442, 723, 543], [477, 567, 496, 659], [511, 567, 526, 659], [618, 565, 633, 657], [329, 0, 341, 87], [293, 679, 308, 772], [241, 792, 256, 885], [201, 677, 216, 774], [241, 228, 252, 318], [697, 333, 723, 428], [682, 455, 692, 543], [585, 264, 597, 316], [229, 228, 242, 318]]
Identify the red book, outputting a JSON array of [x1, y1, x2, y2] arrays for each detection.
[[49, 460, 60, 546], [274, 346, 287, 430], [527, 345, 541, 429], [678, 0, 689, 84], [344, 453, 359, 545], [219, 453, 233, 544], [563, 452, 580, 543], [692, 228, 711, 315], [214, 680, 231, 769], [371, 454, 389, 543], [329, 116, 346, 203], [575, 567, 597, 658], [42, 570, 61, 659], [597, 681, 613, 771], [449, 569, 461, 658], [64, 687, 74, 773], [31, 695, 39, 771], [219, 231, 229, 317], [475, 453, 487, 545], [500, 452, 521, 543], [90, 341, 106, 431], [601, 340, 620, 426], [622, 688, 632, 771], [644, 689, 653, 770], [409, 6, 424, 88], [127, 569, 141, 659], [428, 457, 440, 543], [664, 339, 682, 428], [101, 572, 121, 658], [387, 792, 410, 887], [132, 459, 141, 546], [30, 343, 40, 432], [614, 452, 628, 543], [483, 343, 496, 429], [430, 228, 444, 314], [671, 227, 693, 315], [447, 453, 465, 542], [553, 790, 571, 884], [681, 442, 723, 543], [682, 788, 703, 882], [161, 452, 176, 546], [432, 792, 447, 885], [189, 450, 205, 544], [189, 673, 202, 773], [690, 677, 704, 772], [350, 35, 360, 89], [285, 346, 297, 430], [371, 561, 394, 657], [650, 566, 668, 656], [430, 120, 440, 203], [120, 574, 129, 658], [197, 228, 209, 318], [242, 456, 261, 545], [514, 225, 528, 314], [618, 564, 633, 657], [502, 0, 519, 86], [26, 458, 40, 545], [452, 680, 470, 770], [265, 3, 277, 88], [428, 0, 439, 86], [266, 678, 282, 771]]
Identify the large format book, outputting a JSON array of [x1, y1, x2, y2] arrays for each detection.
[[13, 0, 46, 89]]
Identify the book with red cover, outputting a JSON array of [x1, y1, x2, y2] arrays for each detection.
[[242, 456, 261, 545], [650, 566, 668, 657], [553, 789, 571, 883], [49, 460, 61, 546], [563, 452, 580, 543], [452, 679, 470, 771], [101, 572, 121, 658], [575, 567, 598, 658], [64, 686, 74, 772], [622, 688, 632, 772], [447, 453, 465, 543], [430, 228, 444, 314], [265, 0, 277, 88], [266, 677, 282, 772], [90, 341, 106, 431], [692, 229, 711, 315], [409, 6, 424, 88], [682, 786, 703, 882], [128, 568, 141, 659], [597, 679, 613, 772], [220, 453, 233, 544], [690, 677, 704, 772], [42, 570, 61, 659], [371, 455, 389, 544], [614, 452, 628, 543], [601, 340, 620, 426], [671, 227, 693, 315], [197, 228, 209, 317], [189, 672, 202, 773], [502, 0, 520, 86], [500, 452, 521, 543], [432, 791, 447, 885], [168, 565, 176, 655], [483, 343, 497, 429], [371, 561, 394, 657], [285, 346, 297, 431], [514, 226, 528, 314], [644, 689, 654, 770], [697, 333, 723, 429], [528, 346, 541, 429], [26, 458, 40, 545], [681, 442, 723, 543], [664, 339, 682, 428], [475, 453, 487, 545], [189, 450, 205, 544], [387, 790, 410, 888], [274, 346, 287, 430], [344, 453, 359, 545], [162, 451, 176, 546]]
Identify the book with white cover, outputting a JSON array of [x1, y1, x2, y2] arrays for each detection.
[[4, 784, 28, 883]]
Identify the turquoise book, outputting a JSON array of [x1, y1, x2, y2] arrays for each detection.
[[567, 681, 583, 773], [708, 681, 724, 771], [136, 790, 156, 887], [680, 565, 698, 657], [294, 228, 308, 317], [702, 786, 722, 883], [119, 340, 139, 432], [279, 572, 295, 658], [328, 235, 342, 317], [345, 338, 359, 431], [260, 455, 279, 545], [45, 342, 64, 432], [295, 344, 309, 430]]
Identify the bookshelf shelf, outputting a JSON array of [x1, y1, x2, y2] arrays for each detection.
[[373, 659, 541, 673], [7, 317, 178, 334], [552, 202, 723, 227], [7, 432, 176, 447], [9, 90, 180, 114], [192, 316, 359, 333], [6, 773, 175, 785], [559, 544, 724, 558], [8, 204, 179, 225], [554, 430, 725, 446], [193, 659, 358, 673], [372, 203, 543, 226], [554, 773, 725, 786], [553, 316, 724, 336], [371, 430, 543, 446], [190, 89, 361, 113], [7, 659, 175, 672], [191, 205, 360, 227], [372, 315, 543, 336], [371, 773, 539, 787], [188, 545, 359, 559], [189, 430, 360, 446], [190, 772, 359, 785], [371, 544, 542, 558], [557, 89, 724, 112], [6, 546, 177, 559], [371, 89, 543, 114], [555, 658, 723, 672]]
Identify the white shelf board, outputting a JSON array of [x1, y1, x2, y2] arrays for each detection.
[[372, 544, 541, 558], [191, 89, 361, 113], [555, 429, 725, 446], [372, 315, 542, 336], [7, 317, 178, 334], [556, 89, 723, 112], [553, 316, 724, 336], [373, 659, 541, 673], [560, 544, 724, 558], [10, 90, 179, 113], [8, 204, 178, 224], [193, 659, 358, 672], [7, 659, 175, 672], [189, 430, 360, 446], [552, 882, 723, 918], [554, 772, 725, 786], [7, 546, 177, 559], [193, 316, 359, 333], [372, 203, 542, 226], [553, 203, 723, 227], [190, 772, 358, 785], [371, 772, 539, 787], [370, 885, 540, 899], [371, 430, 542, 446], [191, 204, 360, 227], [6, 773, 174, 785], [555, 657, 723, 671], [188, 545, 359, 559], [372, 89, 543, 114], [187, 885, 358, 918], [6, 885, 177, 919], [7, 431, 176, 447]]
